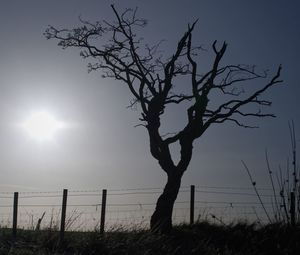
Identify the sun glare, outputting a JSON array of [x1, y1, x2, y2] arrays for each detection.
[[22, 111, 64, 141]]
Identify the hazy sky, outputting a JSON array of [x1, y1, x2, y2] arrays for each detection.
[[0, 0, 299, 194]]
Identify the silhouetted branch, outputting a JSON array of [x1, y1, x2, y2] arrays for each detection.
[[46, 5, 283, 233]]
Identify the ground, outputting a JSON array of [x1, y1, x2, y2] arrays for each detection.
[[0, 222, 299, 254]]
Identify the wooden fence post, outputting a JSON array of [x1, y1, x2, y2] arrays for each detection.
[[190, 185, 195, 224], [100, 189, 107, 234], [290, 191, 295, 226], [60, 189, 68, 244], [12, 192, 19, 242]]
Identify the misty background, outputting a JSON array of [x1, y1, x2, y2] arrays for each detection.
[[0, 0, 299, 196]]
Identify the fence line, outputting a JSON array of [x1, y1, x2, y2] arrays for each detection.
[[0, 184, 290, 242], [0, 184, 275, 195]]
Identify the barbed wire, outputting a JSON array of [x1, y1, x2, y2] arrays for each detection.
[[0, 184, 276, 195], [195, 189, 279, 197], [0, 204, 274, 216], [0, 187, 278, 199], [17, 191, 167, 199], [195, 185, 274, 191], [0, 184, 284, 230], [0, 199, 274, 208]]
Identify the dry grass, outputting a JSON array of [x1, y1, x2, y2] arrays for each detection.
[[0, 221, 299, 254]]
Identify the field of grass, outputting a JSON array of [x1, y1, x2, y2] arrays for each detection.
[[0, 221, 299, 255]]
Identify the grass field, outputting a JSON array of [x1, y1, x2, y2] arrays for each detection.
[[0, 221, 299, 255]]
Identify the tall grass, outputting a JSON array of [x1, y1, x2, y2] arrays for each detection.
[[243, 121, 299, 225], [1, 221, 299, 254]]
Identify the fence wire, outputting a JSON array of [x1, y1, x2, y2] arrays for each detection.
[[0, 184, 282, 231]]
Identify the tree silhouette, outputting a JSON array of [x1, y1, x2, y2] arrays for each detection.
[[45, 5, 282, 233]]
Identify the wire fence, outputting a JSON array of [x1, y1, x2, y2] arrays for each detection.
[[0, 184, 279, 232]]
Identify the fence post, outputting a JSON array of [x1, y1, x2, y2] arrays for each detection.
[[100, 189, 107, 234], [60, 189, 68, 244], [12, 192, 19, 242], [190, 185, 195, 224], [290, 191, 295, 226]]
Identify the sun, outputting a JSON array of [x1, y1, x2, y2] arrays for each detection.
[[22, 111, 64, 141]]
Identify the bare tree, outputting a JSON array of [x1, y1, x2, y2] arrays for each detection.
[[45, 5, 282, 233]]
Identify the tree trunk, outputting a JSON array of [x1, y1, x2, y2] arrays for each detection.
[[150, 171, 182, 233]]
